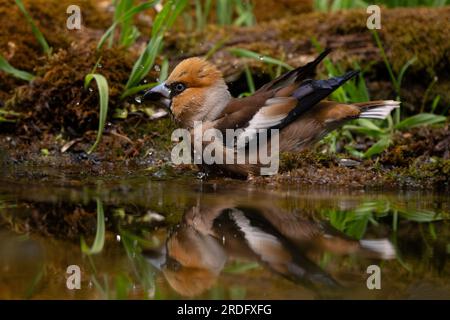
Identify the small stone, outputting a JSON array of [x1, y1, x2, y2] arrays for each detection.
[[338, 158, 361, 167]]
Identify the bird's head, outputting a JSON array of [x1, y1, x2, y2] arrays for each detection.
[[143, 57, 231, 128]]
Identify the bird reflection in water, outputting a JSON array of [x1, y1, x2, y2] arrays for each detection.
[[144, 202, 395, 297]]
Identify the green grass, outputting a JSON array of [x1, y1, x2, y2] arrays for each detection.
[[312, 36, 447, 158], [195, 0, 213, 31], [98, 1, 158, 50], [323, 199, 444, 240], [185, 0, 255, 32], [314, 0, 449, 11], [14, 0, 51, 55], [0, 55, 35, 81], [81, 199, 106, 255], [231, 0, 255, 27], [123, 0, 187, 96], [229, 48, 294, 71], [84, 74, 109, 154]]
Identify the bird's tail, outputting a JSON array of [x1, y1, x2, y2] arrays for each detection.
[[354, 100, 400, 120]]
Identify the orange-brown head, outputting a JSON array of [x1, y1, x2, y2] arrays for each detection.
[[143, 57, 231, 128]]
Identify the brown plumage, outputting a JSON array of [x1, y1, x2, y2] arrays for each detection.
[[143, 49, 400, 177]]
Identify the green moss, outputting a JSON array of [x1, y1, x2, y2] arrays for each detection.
[[0, 0, 111, 100], [387, 159, 450, 189], [279, 150, 336, 172], [5, 43, 136, 137]]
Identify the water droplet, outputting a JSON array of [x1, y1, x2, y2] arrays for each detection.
[[135, 96, 142, 104], [97, 64, 103, 68], [116, 235, 121, 242], [143, 79, 148, 84], [154, 65, 161, 72], [259, 55, 264, 61]]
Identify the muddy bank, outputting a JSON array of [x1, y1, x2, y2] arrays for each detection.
[[0, 0, 111, 101], [1, 125, 449, 190], [250, 126, 450, 189]]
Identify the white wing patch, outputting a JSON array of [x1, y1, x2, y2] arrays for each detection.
[[243, 97, 297, 135], [231, 209, 290, 265]]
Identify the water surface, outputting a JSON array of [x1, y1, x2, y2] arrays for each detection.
[[0, 167, 449, 299]]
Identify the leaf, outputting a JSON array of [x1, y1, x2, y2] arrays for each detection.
[[121, 82, 157, 99], [397, 56, 417, 92], [14, 0, 51, 55], [244, 64, 255, 93], [159, 57, 169, 82], [125, 33, 164, 89], [81, 199, 105, 255], [355, 119, 383, 131], [0, 55, 35, 81], [398, 209, 442, 223], [395, 113, 447, 130], [343, 125, 385, 139], [84, 74, 109, 154], [363, 136, 391, 158], [228, 48, 294, 70], [97, 1, 157, 50]]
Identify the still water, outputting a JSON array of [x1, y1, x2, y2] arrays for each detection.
[[0, 166, 449, 299]]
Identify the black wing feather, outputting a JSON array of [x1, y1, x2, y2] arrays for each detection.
[[256, 48, 332, 93], [272, 70, 360, 130]]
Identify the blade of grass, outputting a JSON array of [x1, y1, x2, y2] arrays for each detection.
[[204, 37, 228, 60], [81, 199, 105, 255], [84, 74, 109, 154], [117, 0, 135, 46], [97, 1, 158, 50], [0, 55, 35, 81], [159, 58, 169, 82], [395, 113, 447, 130], [125, 0, 187, 90], [372, 30, 397, 92], [14, 0, 51, 55], [363, 136, 391, 158], [430, 95, 441, 114], [228, 48, 294, 70], [121, 82, 157, 99], [244, 64, 255, 93], [125, 33, 164, 89]]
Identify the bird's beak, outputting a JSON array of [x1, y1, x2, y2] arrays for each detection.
[[143, 82, 171, 109]]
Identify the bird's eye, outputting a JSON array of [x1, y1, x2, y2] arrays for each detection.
[[174, 83, 186, 93]]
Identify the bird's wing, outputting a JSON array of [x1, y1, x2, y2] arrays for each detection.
[[256, 48, 332, 94], [223, 207, 340, 289], [212, 90, 276, 131], [213, 49, 332, 131], [220, 71, 359, 135], [271, 70, 360, 130]]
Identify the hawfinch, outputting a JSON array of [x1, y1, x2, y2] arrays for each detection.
[[144, 201, 395, 297], [143, 49, 399, 177]]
